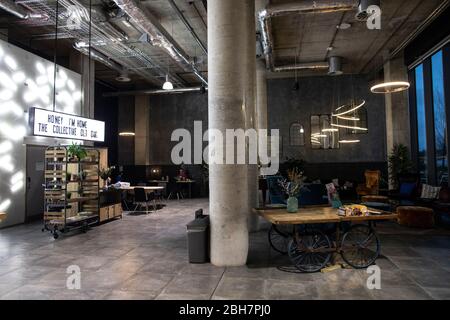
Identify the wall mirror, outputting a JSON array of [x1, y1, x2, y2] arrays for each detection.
[[311, 115, 340, 149], [290, 123, 305, 146]]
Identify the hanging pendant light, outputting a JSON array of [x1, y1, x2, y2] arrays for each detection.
[[339, 139, 360, 144], [370, 81, 410, 94], [163, 74, 173, 90], [332, 100, 366, 117]]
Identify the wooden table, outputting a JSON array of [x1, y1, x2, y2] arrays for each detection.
[[119, 186, 164, 211], [176, 180, 195, 198], [253, 206, 398, 225], [119, 186, 164, 192], [253, 206, 398, 273]]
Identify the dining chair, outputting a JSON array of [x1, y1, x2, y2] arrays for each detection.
[[133, 188, 155, 214], [148, 182, 164, 205], [167, 177, 183, 200]]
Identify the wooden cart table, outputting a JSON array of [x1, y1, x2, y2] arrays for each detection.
[[253, 206, 398, 273]]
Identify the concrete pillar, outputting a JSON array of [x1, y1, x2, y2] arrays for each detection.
[[69, 51, 95, 119], [208, 0, 252, 266], [384, 55, 411, 188], [245, 1, 259, 233], [135, 96, 150, 165], [255, 0, 269, 212], [256, 60, 268, 133]]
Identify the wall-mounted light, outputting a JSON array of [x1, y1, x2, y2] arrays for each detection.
[[339, 139, 360, 144], [370, 81, 410, 94]]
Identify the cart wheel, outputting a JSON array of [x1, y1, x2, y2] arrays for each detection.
[[288, 231, 332, 273], [268, 225, 291, 255], [341, 224, 380, 269]]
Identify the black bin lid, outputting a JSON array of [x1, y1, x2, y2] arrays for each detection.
[[186, 216, 209, 231]]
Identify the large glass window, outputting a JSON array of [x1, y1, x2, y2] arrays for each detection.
[[415, 64, 428, 182], [431, 51, 448, 185]]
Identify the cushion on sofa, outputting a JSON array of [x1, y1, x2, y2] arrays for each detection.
[[420, 184, 441, 200], [399, 182, 416, 197]]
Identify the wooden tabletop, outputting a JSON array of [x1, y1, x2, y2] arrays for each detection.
[[120, 186, 164, 191], [253, 206, 398, 225], [0, 212, 6, 222]]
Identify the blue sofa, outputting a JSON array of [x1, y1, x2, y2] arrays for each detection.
[[266, 176, 328, 206]]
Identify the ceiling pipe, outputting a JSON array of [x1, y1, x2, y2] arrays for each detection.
[[110, 0, 208, 86], [103, 86, 207, 97], [73, 41, 125, 74], [273, 61, 329, 72], [258, 0, 359, 72], [0, 0, 43, 19], [167, 0, 207, 55]]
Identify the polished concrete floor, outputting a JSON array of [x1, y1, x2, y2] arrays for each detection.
[[1, 198, 450, 300]]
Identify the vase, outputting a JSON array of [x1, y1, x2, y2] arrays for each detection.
[[287, 196, 298, 213]]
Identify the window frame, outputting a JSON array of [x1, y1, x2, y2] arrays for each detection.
[[409, 43, 450, 186]]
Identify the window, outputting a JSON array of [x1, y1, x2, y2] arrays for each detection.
[[415, 64, 428, 182], [431, 51, 448, 184], [410, 46, 449, 185], [290, 123, 305, 146]]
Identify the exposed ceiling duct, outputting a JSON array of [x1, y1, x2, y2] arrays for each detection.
[[273, 61, 329, 72], [355, 0, 381, 21], [73, 41, 125, 74], [0, 0, 44, 19], [5, 0, 189, 87], [328, 56, 343, 75], [110, 0, 208, 86], [258, 0, 360, 73]]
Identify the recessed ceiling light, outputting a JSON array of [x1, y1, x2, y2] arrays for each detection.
[[337, 23, 352, 30]]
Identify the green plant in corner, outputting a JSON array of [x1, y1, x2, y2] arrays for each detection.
[[388, 144, 413, 190], [67, 143, 88, 161]]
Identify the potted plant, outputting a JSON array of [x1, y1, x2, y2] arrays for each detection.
[[279, 168, 306, 213], [99, 166, 116, 189], [67, 143, 88, 162], [388, 144, 413, 190]]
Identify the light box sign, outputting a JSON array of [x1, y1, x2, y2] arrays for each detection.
[[29, 108, 105, 142]]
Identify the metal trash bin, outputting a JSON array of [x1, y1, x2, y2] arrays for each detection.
[[186, 209, 209, 263]]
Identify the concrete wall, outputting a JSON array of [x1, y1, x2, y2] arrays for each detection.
[[0, 40, 82, 229], [148, 92, 208, 165], [127, 75, 387, 168], [117, 96, 135, 166], [267, 75, 387, 163]]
